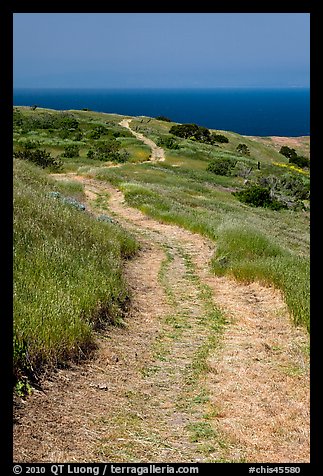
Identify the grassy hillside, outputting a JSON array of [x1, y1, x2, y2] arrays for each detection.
[[84, 116, 310, 330], [13, 106, 310, 387], [14, 158, 138, 387]]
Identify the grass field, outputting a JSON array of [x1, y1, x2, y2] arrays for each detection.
[[13, 158, 138, 386], [13, 107, 310, 387]]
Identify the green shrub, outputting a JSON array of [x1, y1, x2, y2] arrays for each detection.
[[289, 155, 310, 168], [207, 157, 237, 176], [210, 133, 229, 144], [279, 173, 310, 200], [233, 184, 287, 210], [13, 148, 63, 171], [157, 137, 180, 149], [89, 125, 108, 139], [236, 143, 250, 155], [279, 145, 310, 169], [169, 123, 211, 142], [62, 144, 80, 158], [87, 149, 95, 159], [155, 115, 171, 122], [22, 139, 40, 149], [279, 145, 298, 160]]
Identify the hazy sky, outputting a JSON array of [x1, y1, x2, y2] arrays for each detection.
[[13, 13, 310, 88]]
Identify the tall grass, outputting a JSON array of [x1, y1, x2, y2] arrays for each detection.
[[92, 166, 309, 331], [211, 223, 310, 331], [14, 159, 138, 382]]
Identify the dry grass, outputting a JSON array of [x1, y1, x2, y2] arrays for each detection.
[[14, 175, 309, 463], [204, 278, 309, 462]]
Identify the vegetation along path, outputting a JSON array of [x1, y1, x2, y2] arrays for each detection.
[[14, 131, 309, 463], [119, 118, 165, 161]]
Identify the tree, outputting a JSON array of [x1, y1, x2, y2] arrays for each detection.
[[210, 133, 229, 144], [279, 145, 298, 160], [236, 143, 250, 156], [289, 155, 310, 168], [169, 123, 201, 139]]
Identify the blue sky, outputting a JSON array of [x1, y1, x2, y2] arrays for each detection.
[[13, 13, 310, 89]]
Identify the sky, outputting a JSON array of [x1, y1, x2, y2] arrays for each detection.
[[13, 13, 310, 89]]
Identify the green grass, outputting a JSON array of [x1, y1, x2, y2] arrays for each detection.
[[13, 107, 310, 388], [13, 159, 138, 382], [90, 159, 309, 331], [211, 223, 310, 330]]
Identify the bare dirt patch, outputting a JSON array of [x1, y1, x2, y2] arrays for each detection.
[[247, 135, 310, 158]]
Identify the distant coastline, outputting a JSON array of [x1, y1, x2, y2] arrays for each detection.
[[13, 87, 310, 137]]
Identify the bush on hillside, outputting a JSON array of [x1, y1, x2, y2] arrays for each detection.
[[62, 144, 80, 158], [157, 136, 180, 149], [210, 133, 229, 144], [89, 125, 109, 139], [155, 115, 172, 122], [170, 123, 203, 139], [279, 145, 298, 160], [22, 139, 40, 149], [233, 184, 287, 210], [207, 157, 237, 176], [279, 145, 310, 169], [289, 155, 310, 169], [14, 148, 63, 171], [13, 110, 80, 134], [278, 173, 310, 200], [169, 123, 211, 142], [236, 143, 250, 156], [87, 139, 129, 163], [169, 123, 230, 146]]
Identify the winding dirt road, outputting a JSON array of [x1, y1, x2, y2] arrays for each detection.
[[13, 131, 309, 463], [119, 118, 165, 161]]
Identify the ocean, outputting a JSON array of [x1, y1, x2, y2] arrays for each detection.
[[13, 88, 310, 137]]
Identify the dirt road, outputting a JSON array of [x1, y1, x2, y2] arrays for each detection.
[[13, 172, 309, 463], [119, 118, 165, 161]]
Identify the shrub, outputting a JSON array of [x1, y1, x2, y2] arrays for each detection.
[[210, 133, 229, 144], [233, 184, 287, 210], [236, 143, 250, 156], [62, 144, 80, 158], [169, 123, 211, 142], [13, 109, 24, 129], [89, 125, 108, 139], [22, 139, 40, 149], [169, 123, 202, 139], [279, 173, 310, 200], [207, 157, 237, 176], [109, 150, 130, 163], [279, 145, 298, 160], [86, 139, 129, 163], [155, 115, 171, 122], [157, 137, 180, 149], [14, 148, 63, 171], [289, 155, 310, 169]]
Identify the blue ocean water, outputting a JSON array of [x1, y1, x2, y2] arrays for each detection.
[[13, 88, 310, 137]]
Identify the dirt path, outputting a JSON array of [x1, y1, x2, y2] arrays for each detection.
[[13, 174, 309, 463], [119, 118, 165, 161]]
